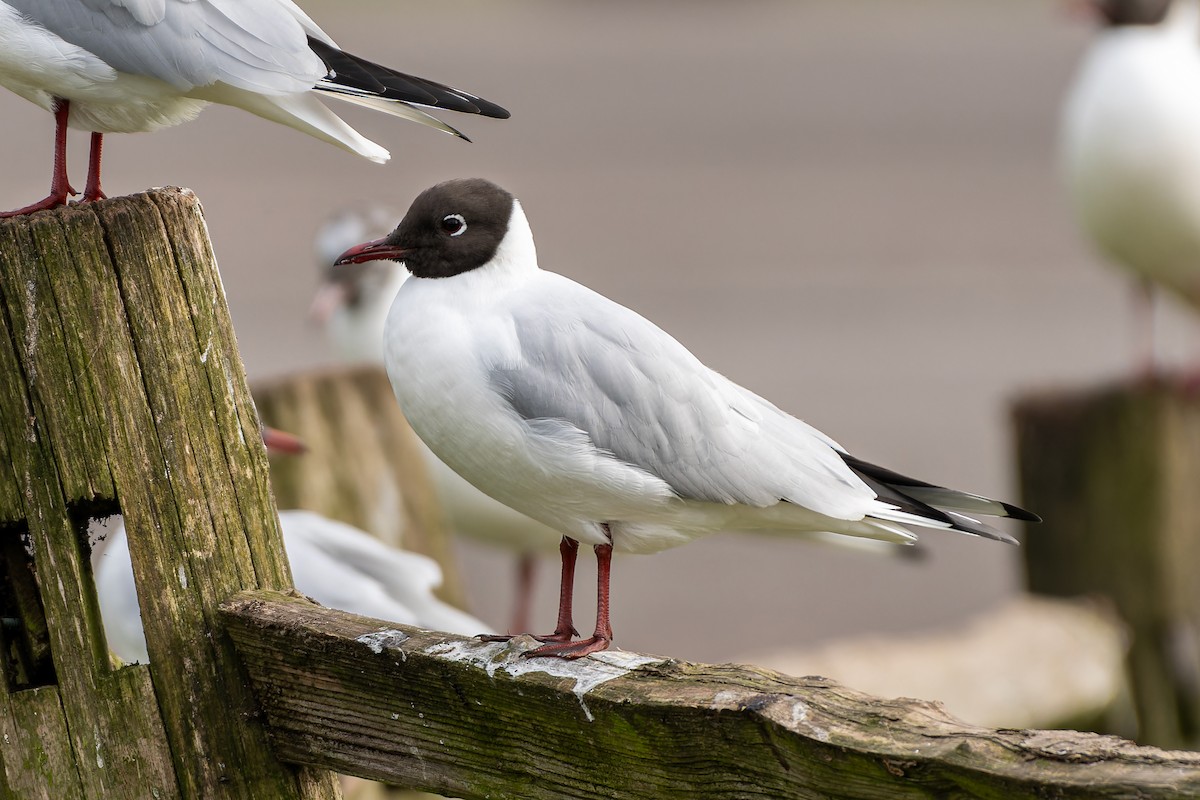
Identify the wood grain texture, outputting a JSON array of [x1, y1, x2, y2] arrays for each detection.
[[1015, 382, 1200, 749], [0, 191, 340, 799], [223, 590, 1200, 800]]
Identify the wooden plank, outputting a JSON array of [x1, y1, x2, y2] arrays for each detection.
[[0, 211, 114, 501], [223, 590, 1200, 800], [1014, 383, 1200, 748]]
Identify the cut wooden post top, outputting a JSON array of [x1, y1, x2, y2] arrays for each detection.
[[0, 190, 338, 800]]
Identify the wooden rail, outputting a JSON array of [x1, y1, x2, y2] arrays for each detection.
[[223, 590, 1200, 800]]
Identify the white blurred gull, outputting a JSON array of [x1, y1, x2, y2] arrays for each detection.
[[335, 178, 1038, 659], [311, 205, 563, 634], [93, 509, 491, 664], [0, 0, 509, 216], [1061, 0, 1200, 372]]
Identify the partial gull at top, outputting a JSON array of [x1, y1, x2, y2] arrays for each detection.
[[335, 178, 1038, 659], [0, 0, 510, 216]]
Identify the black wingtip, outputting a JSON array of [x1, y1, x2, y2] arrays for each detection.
[[309, 37, 511, 120], [1002, 502, 1041, 523], [470, 99, 512, 120]]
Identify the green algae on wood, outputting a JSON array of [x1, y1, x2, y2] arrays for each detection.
[[0, 191, 339, 799], [223, 589, 1200, 800]]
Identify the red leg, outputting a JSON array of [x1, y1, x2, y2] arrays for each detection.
[[2, 99, 78, 217], [81, 132, 107, 203], [480, 536, 579, 644], [1133, 278, 1158, 383], [525, 538, 614, 659], [510, 552, 538, 635]]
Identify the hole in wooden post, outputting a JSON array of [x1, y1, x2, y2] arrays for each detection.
[[0, 521, 56, 692], [77, 504, 142, 669]]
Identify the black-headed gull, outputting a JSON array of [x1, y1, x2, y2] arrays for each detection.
[[92, 509, 492, 664], [310, 205, 564, 634], [335, 178, 1038, 659], [0, 0, 509, 216], [1061, 0, 1200, 372]]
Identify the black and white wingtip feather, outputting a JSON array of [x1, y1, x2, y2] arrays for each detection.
[[841, 453, 1039, 545], [309, 38, 510, 141]]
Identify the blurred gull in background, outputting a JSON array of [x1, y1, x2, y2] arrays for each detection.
[[1061, 0, 1200, 373], [0, 0, 509, 215], [92, 509, 491, 664]]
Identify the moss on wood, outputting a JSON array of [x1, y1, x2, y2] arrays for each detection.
[[0, 191, 340, 798], [224, 590, 1200, 800]]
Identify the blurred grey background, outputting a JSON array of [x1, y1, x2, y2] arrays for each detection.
[[0, 0, 1181, 664]]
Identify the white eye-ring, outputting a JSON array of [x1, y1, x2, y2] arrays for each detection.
[[441, 214, 467, 237]]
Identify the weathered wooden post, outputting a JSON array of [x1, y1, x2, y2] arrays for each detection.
[[253, 367, 464, 606], [0, 190, 340, 798], [1014, 382, 1200, 749]]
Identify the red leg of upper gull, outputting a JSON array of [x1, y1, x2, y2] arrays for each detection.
[[81, 132, 107, 203], [1, 100, 78, 218]]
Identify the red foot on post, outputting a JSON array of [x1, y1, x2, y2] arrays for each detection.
[[522, 633, 612, 660], [0, 192, 75, 218], [478, 624, 578, 646]]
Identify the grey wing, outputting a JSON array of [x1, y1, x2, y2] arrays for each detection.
[[490, 288, 875, 520], [9, 0, 324, 93]]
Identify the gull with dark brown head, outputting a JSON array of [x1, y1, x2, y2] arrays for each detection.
[[336, 178, 1038, 659]]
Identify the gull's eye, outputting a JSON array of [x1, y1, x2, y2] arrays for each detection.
[[441, 214, 467, 237]]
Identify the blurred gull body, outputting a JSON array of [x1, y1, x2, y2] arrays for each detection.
[[335, 178, 1036, 658], [1062, 0, 1200, 368], [93, 509, 491, 664], [0, 0, 508, 214]]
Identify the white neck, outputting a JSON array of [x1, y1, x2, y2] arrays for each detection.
[[487, 200, 539, 276]]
